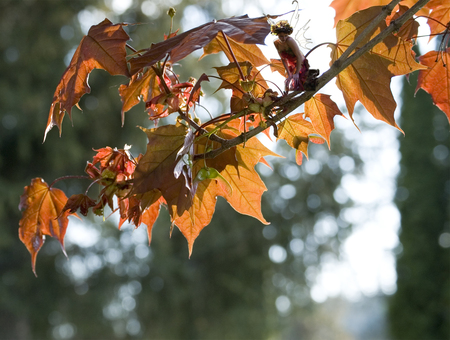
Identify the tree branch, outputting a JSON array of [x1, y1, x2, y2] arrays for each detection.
[[196, 0, 430, 160]]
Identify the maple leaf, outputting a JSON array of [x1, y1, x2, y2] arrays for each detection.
[[172, 179, 221, 256], [62, 194, 96, 216], [141, 197, 164, 245], [305, 94, 345, 148], [416, 48, 450, 123], [202, 34, 270, 67], [214, 61, 269, 112], [128, 14, 276, 74], [132, 124, 192, 217], [118, 67, 160, 125], [204, 36, 269, 100], [426, 0, 450, 39], [269, 58, 287, 77], [330, 0, 430, 27], [277, 114, 323, 165], [173, 132, 278, 255], [386, 4, 420, 41], [402, 0, 430, 17], [214, 61, 253, 92], [330, 6, 426, 130], [19, 178, 77, 275], [45, 19, 130, 140], [330, 0, 391, 27]]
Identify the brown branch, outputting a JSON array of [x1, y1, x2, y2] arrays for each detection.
[[196, 0, 430, 161]]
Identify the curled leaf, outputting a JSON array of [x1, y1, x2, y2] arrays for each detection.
[[62, 194, 96, 216]]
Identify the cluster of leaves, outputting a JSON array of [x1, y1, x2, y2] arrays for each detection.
[[19, 0, 450, 274]]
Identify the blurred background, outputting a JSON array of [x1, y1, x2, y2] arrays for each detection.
[[0, 0, 448, 339]]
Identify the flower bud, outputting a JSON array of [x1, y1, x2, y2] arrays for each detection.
[[168, 7, 176, 18]]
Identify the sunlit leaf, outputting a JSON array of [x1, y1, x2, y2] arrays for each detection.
[[416, 48, 450, 123], [202, 34, 270, 67], [305, 94, 345, 148], [45, 19, 130, 140], [129, 14, 277, 74], [426, 0, 450, 39], [330, 0, 390, 27], [277, 114, 319, 165], [172, 128, 279, 255], [19, 178, 77, 275], [331, 6, 425, 130], [386, 4, 420, 41], [118, 68, 160, 125]]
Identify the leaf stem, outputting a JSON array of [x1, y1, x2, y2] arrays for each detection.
[[49, 175, 90, 189], [304, 42, 336, 59], [220, 31, 246, 81]]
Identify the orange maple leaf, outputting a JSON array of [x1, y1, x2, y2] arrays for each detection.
[[305, 94, 345, 148], [426, 0, 450, 40], [416, 48, 450, 123], [330, 0, 391, 27], [19, 178, 77, 275], [45, 19, 130, 140], [173, 129, 278, 255], [204, 35, 269, 102], [269, 58, 287, 77], [141, 197, 164, 245], [330, 0, 429, 27], [118, 67, 161, 125], [330, 6, 426, 131], [401, 0, 430, 17], [277, 114, 323, 165], [386, 4, 420, 41], [202, 34, 270, 67]]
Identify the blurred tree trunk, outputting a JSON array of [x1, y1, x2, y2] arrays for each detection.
[[388, 71, 450, 339]]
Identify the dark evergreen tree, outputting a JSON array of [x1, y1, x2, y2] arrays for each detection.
[[388, 70, 450, 339]]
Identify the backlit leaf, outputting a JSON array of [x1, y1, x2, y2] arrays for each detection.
[[129, 14, 276, 74], [201, 35, 270, 67], [141, 197, 164, 245], [19, 178, 77, 275], [331, 6, 425, 130], [173, 128, 278, 255], [118, 68, 160, 125], [330, 0, 390, 27], [386, 4, 420, 41], [132, 124, 192, 217], [416, 48, 450, 123], [269, 58, 287, 77], [45, 19, 130, 140], [277, 114, 319, 165], [305, 94, 345, 148], [426, 0, 450, 39]]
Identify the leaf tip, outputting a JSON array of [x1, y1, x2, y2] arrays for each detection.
[[188, 242, 194, 258], [31, 256, 38, 278]]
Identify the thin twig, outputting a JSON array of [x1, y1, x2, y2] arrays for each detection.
[[49, 175, 91, 189], [221, 31, 246, 80]]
